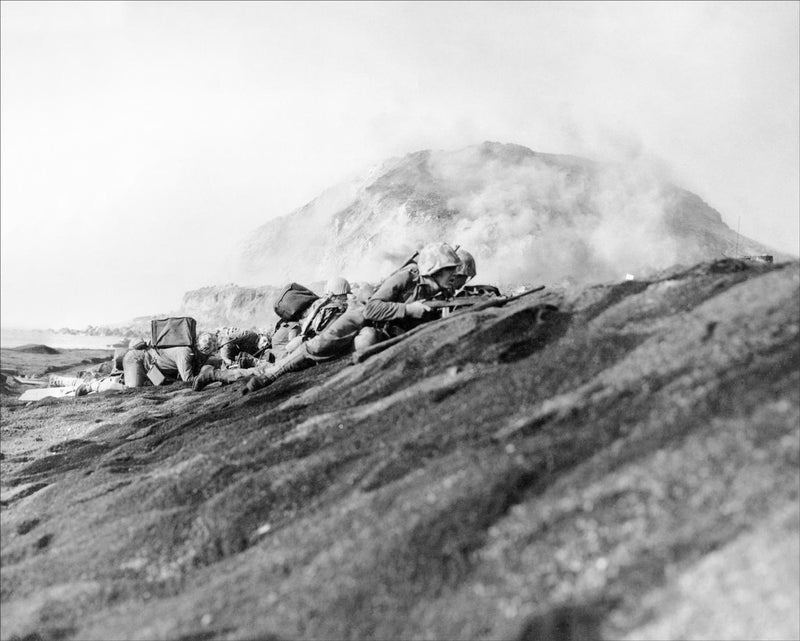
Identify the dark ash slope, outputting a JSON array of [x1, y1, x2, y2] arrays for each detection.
[[1, 258, 798, 641]]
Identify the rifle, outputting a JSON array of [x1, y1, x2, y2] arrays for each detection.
[[422, 285, 546, 311], [351, 285, 547, 364], [397, 250, 420, 272], [364, 250, 420, 300]]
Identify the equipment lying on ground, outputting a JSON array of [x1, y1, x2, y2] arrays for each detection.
[[19, 386, 81, 401], [352, 285, 547, 364], [18, 376, 125, 401], [9, 375, 48, 387]]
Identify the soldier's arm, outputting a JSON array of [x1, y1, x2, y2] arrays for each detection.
[[363, 270, 415, 322]]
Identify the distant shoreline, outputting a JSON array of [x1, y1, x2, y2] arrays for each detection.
[[1, 328, 128, 351]]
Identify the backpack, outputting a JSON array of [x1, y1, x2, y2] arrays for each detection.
[[299, 297, 348, 338], [274, 283, 319, 322], [150, 317, 197, 349]]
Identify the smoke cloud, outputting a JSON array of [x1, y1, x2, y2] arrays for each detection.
[[431, 147, 681, 286], [235, 144, 688, 290]]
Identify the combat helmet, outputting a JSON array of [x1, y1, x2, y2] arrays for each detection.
[[416, 242, 461, 277], [455, 249, 477, 280], [196, 332, 218, 356], [324, 276, 351, 296]]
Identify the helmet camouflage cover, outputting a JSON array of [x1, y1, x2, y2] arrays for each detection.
[[196, 332, 218, 355], [455, 248, 477, 279], [325, 276, 351, 296], [416, 242, 461, 276]]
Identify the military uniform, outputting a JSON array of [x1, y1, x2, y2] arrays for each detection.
[[192, 294, 352, 390], [122, 346, 206, 386], [300, 296, 349, 339], [214, 327, 261, 365], [298, 263, 450, 360], [265, 295, 349, 361], [193, 243, 460, 394], [360, 265, 445, 339], [194, 265, 436, 390]]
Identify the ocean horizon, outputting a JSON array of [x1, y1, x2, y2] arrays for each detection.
[[1, 327, 127, 350]]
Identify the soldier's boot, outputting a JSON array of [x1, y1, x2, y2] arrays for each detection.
[[242, 346, 314, 395], [192, 365, 251, 392]]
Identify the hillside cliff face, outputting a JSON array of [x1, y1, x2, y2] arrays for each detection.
[[234, 142, 777, 291], [177, 282, 328, 331], [1, 258, 797, 641], [177, 284, 284, 331]]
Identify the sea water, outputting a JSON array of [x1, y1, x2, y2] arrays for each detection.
[[0, 328, 126, 350]]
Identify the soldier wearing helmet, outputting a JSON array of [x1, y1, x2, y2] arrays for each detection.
[[436, 247, 500, 317], [211, 327, 261, 367], [269, 276, 352, 357], [265, 277, 350, 361], [324, 276, 351, 297], [354, 242, 460, 349], [193, 276, 353, 392], [193, 243, 460, 395], [450, 248, 502, 299], [250, 243, 458, 393], [196, 332, 219, 356], [453, 248, 477, 292], [123, 330, 217, 387]]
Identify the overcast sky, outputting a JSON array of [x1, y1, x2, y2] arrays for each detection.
[[2, 1, 798, 329]]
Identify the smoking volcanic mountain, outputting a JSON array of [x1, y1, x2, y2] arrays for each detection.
[[235, 141, 775, 288]]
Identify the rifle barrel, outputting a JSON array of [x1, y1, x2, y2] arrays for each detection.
[[423, 285, 545, 309], [424, 297, 490, 309], [503, 285, 546, 302]]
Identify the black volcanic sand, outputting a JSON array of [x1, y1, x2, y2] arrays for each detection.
[[1, 259, 798, 641]]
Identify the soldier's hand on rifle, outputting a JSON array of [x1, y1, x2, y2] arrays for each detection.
[[405, 300, 432, 319]]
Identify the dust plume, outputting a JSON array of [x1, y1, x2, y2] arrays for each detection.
[[234, 144, 697, 290], [427, 145, 681, 286]]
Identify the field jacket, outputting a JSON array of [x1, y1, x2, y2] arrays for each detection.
[[363, 265, 446, 335], [215, 327, 260, 363], [147, 346, 203, 382]]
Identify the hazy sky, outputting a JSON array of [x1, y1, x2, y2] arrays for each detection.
[[2, 1, 798, 329]]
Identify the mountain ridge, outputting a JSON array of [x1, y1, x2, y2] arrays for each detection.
[[233, 142, 778, 293]]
